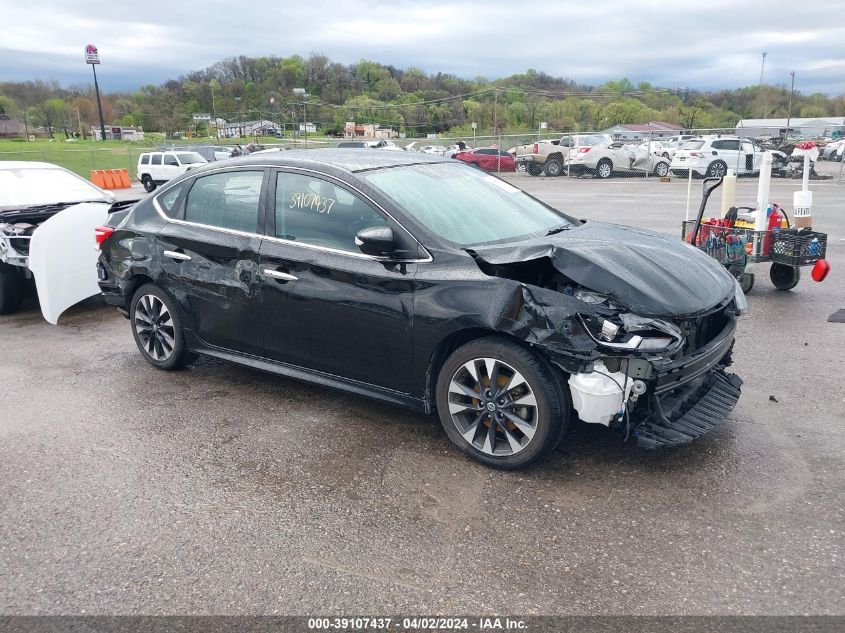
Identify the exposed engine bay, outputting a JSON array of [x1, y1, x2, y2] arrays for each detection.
[[468, 224, 745, 448]]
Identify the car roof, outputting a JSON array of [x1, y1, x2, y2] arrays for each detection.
[[0, 161, 74, 170], [205, 148, 450, 173]]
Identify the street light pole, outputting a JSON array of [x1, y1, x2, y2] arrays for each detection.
[[786, 71, 796, 135]]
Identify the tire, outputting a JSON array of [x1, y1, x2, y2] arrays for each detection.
[[527, 163, 543, 177], [435, 337, 567, 470], [543, 158, 563, 177], [662, 152, 670, 159], [0, 263, 24, 315], [469, 162, 481, 169], [653, 162, 669, 177], [595, 159, 612, 179], [770, 263, 800, 291], [129, 283, 191, 370], [706, 160, 727, 178], [141, 175, 156, 192]]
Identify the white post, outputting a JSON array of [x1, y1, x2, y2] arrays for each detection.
[[802, 152, 810, 192], [721, 169, 737, 217], [755, 152, 773, 231], [685, 167, 694, 220]]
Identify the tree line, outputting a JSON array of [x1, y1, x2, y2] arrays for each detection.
[[1, 53, 843, 139]]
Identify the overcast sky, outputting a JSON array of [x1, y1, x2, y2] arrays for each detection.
[[2, 1, 843, 95]]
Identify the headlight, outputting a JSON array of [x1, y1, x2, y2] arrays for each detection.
[[578, 314, 684, 352], [734, 279, 748, 315]]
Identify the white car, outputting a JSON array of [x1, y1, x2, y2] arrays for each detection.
[[566, 137, 670, 178], [136, 150, 208, 192], [0, 162, 116, 319], [367, 140, 404, 151], [638, 140, 674, 159], [821, 139, 844, 161], [670, 136, 767, 178], [419, 144, 449, 155]]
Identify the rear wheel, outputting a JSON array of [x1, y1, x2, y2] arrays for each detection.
[[436, 337, 567, 470], [130, 284, 191, 369], [770, 263, 800, 290], [544, 158, 563, 177], [595, 159, 612, 179], [141, 175, 156, 192], [469, 162, 481, 169], [706, 160, 727, 178], [0, 263, 24, 315], [653, 161, 669, 177]]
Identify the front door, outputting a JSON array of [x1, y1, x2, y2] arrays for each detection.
[[156, 168, 267, 356], [258, 169, 417, 393]]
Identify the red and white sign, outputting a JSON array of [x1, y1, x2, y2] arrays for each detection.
[[85, 44, 100, 65]]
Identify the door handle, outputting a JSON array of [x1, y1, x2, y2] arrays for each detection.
[[263, 269, 298, 282], [163, 250, 191, 261]]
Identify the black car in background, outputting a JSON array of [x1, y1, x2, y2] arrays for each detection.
[[96, 151, 745, 469]]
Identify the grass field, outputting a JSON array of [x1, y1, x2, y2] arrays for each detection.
[[0, 136, 341, 178]]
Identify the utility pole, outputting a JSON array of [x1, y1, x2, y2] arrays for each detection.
[[786, 70, 796, 135], [493, 89, 500, 172], [756, 52, 768, 118], [235, 97, 242, 137]]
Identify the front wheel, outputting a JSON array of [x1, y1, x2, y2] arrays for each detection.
[[527, 163, 543, 176], [436, 337, 567, 469], [770, 263, 800, 290], [130, 284, 191, 369]]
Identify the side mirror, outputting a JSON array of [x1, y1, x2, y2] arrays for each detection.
[[355, 226, 396, 257]]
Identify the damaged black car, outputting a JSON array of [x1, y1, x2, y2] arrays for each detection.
[[96, 150, 746, 469]]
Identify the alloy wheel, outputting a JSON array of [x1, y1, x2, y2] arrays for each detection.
[[597, 162, 612, 178], [447, 357, 539, 456], [134, 294, 176, 361]]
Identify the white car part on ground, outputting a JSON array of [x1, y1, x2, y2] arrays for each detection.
[[28, 202, 110, 324], [568, 361, 634, 426]]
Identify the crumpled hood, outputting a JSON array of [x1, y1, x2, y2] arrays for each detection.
[[472, 221, 735, 317]]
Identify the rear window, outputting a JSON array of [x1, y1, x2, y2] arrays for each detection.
[[682, 141, 704, 150], [140, 155, 150, 165]]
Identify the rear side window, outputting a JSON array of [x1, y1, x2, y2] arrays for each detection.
[[184, 170, 264, 233], [140, 155, 150, 165], [274, 172, 387, 252], [711, 140, 740, 150], [151, 154, 162, 165], [156, 183, 187, 218]]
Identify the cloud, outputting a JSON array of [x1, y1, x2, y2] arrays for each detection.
[[0, 0, 842, 95]]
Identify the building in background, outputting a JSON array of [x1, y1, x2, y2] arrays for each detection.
[[91, 126, 145, 141], [221, 119, 281, 138], [298, 122, 317, 134], [600, 121, 684, 141], [344, 122, 397, 139], [735, 117, 845, 139]]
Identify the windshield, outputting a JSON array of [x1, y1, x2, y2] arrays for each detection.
[[0, 167, 109, 210], [176, 152, 206, 165], [363, 162, 572, 247]]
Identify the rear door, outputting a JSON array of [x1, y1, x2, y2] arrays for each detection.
[[711, 139, 741, 172], [155, 168, 267, 355], [258, 169, 417, 393], [149, 153, 163, 181]]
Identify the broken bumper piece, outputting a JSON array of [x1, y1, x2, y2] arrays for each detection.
[[635, 370, 743, 449]]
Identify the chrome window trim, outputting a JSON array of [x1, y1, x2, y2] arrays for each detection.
[[151, 163, 433, 264]]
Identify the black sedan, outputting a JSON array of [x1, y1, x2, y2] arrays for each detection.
[[96, 150, 745, 469]]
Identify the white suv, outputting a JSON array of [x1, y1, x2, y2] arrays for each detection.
[[670, 136, 765, 178], [136, 151, 208, 192]]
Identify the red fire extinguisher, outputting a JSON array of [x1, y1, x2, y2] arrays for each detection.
[[762, 204, 782, 256]]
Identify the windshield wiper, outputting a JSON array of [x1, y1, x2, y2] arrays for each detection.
[[545, 225, 571, 236]]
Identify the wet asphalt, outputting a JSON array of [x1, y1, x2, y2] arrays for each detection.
[[1, 164, 843, 615]]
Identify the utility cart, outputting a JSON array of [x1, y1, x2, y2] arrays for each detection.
[[681, 177, 830, 293]]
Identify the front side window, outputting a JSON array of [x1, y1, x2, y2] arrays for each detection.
[[164, 155, 179, 167], [274, 172, 387, 252], [363, 162, 571, 248], [184, 170, 263, 233], [176, 152, 206, 165]]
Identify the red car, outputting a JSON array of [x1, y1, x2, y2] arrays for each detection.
[[454, 148, 516, 172]]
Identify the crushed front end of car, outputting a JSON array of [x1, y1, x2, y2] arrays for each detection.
[[471, 221, 746, 449]]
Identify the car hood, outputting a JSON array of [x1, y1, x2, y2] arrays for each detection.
[[471, 221, 735, 317]]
